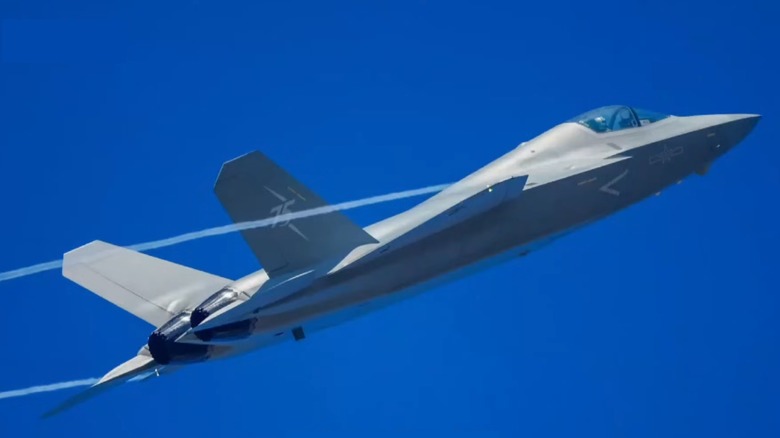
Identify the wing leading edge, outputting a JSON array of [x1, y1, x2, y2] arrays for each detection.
[[42, 352, 159, 418], [63, 240, 232, 327]]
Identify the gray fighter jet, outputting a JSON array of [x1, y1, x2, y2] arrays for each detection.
[[47, 106, 760, 415]]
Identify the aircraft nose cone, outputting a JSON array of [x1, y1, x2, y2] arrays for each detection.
[[722, 114, 761, 146]]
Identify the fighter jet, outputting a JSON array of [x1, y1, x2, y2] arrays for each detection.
[[46, 106, 760, 416]]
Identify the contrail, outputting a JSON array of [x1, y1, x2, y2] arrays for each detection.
[[0, 378, 99, 400], [0, 183, 451, 283], [0, 260, 64, 283]]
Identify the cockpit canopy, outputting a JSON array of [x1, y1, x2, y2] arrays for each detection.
[[568, 106, 670, 133]]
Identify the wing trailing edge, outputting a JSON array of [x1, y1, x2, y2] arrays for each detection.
[[63, 240, 232, 327]]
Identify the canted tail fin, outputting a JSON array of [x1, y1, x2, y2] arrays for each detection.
[[63, 240, 231, 327], [214, 151, 377, 277]]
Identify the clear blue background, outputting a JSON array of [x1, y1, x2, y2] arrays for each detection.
[[1, 1, 778, 436]]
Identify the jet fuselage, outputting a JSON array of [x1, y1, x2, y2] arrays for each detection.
[[161, 110, 760, 365], [44, 106, 760, 417]]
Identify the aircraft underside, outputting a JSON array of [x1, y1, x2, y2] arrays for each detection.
[[178, 122, 736, 356], [45, 106, 760, 416]]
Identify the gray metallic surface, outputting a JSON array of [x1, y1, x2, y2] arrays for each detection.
[[189, 112, 760, 345], [51, 109, 760, 415], [214, 151, 378, 277]]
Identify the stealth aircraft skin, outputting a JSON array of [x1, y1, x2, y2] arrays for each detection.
[[47, 106, 760, 415]]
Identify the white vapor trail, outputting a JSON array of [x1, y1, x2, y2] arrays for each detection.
[[0, 183, 450, 403], [0, 183, 450, 283], [0, 378, 99, 400]]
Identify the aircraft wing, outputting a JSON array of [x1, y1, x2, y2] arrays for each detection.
[[63, 240, 232, 327], [214, 151, 378, 277], [43, 351, 160, 418]]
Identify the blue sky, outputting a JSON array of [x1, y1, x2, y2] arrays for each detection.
[[1, 0, 778, 436]]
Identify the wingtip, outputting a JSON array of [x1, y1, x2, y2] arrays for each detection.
[[41, 355, 158, 418], [40, 382, 107, 419], [41, 406, 65, 419]]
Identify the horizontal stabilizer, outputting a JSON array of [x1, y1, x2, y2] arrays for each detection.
[[43, 353, 158, 418], [214, 151, 378, 276], [64, 241, 232, 327]]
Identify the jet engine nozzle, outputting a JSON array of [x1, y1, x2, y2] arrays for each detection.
[[189, 308, 210, 329], [148, 312, 210, 365], [190, 288, 240, 328]]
